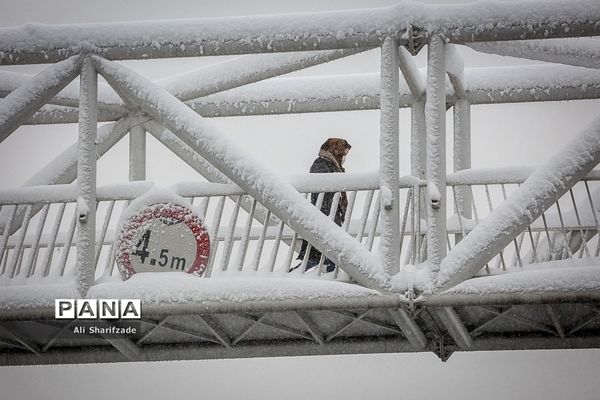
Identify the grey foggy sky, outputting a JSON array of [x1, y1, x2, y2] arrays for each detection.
[[0, 0, 599, 399]]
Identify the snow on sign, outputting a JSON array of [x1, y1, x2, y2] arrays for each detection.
[[116, 203, 210, 279]]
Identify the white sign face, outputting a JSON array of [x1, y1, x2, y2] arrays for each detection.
[[116, 203, 210, 279], [129, 218, 197, 273]]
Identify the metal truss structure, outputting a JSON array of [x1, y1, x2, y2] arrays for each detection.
[[0, 0, 600, 365]]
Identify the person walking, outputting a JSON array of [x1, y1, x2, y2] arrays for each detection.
[[292, 138, 351, 273]]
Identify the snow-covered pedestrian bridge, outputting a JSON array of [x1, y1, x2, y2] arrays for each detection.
[[0, 0, 599, 365]]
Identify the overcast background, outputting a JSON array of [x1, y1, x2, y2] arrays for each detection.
[[0, 0, 599, 398]]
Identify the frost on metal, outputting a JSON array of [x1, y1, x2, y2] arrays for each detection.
[[0, 56, 82, 140], [0, 0, 598, 64], [468, 38, 600, 70], [436, 114, 600, 292], [92, 56, 389, 291]]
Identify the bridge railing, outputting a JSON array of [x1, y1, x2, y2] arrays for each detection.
[[2, 167, 598, 289], [0, 173, 426, 287], [446, 169, 600, 276]]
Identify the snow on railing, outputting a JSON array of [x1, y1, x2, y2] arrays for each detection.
[[0, 174, 423, 287], [2, 168, 599, 289], [446, 174, 600, 276]]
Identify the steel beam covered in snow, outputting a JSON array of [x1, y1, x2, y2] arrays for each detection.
[[8, 64, 600, 125], [468, 38, 600, 70], [436, 114, 600, 292], [379, 37, 401, 275], [425, 33, 447, 273], [0, 56, 81, 141], [75, 57, 97, 296], [92, 56, 389, 291], [0, 0, 598, 65], [0, 116, 149, 236]]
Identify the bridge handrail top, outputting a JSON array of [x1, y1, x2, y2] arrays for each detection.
[[3, 167, 600, 205]]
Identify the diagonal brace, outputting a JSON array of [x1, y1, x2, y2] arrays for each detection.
[[437, 113, 600, 291], [0, 55, 82, 142], [92, 55, 389, 291]]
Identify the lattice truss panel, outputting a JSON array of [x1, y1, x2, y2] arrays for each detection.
[[0, 0, 599, 365]]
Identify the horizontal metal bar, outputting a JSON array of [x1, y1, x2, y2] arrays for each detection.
[[2, 330, 600, 366], [468, 38, 600, 70], [0, 295, 406, 321], [420, 291, 600, 307], [1, 0, 597, 65], [15, 64, 600, 125]]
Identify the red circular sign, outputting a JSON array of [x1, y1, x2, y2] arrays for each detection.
[[116, 203, 210, 279]]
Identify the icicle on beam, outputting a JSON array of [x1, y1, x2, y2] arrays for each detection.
[[379, 37, 401, 275], [129, 125, 146, 181], [436, 113, 600, 292], [425, 33, 447, 275], [0, 56, 82, 142], [75, 57, 98, 297], [92, 56, 389, 291], [468, 38, 600, 70]]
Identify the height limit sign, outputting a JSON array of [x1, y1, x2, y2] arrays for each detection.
[[116, 203, 210, 279]]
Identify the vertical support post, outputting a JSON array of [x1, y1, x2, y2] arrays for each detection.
[[76, 56, 98, 296], [453, 99, 472, 219], [411, 101, 426, 180], [425, 33, 447, 274], [379, 36, 401, 274], [129, 125, 146, 181]]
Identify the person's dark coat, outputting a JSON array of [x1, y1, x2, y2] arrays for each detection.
[[308, 156, 347, 226], [296, 138, 351, 271]]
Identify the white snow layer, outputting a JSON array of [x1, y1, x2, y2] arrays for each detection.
[[91, 56, 389, 290], [0, 56, 81, 127], [444, 260, 600, 296], [0, 0, 597, 61], [436, 113, 600, 292], [3, 64, 600, 119], [468, 38, 600, 70], [88, 272, 380, 307], [0, 281, 79, 311]]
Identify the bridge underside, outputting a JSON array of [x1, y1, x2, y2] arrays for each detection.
[[1, 272, 599, 365], [1, 0, 600, 366], [2, 300, 599, 366]]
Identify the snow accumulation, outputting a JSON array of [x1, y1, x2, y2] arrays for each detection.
[[0, 281, 79, 311], [156, 49, 362, 102], [88, 272, 380, 308], [444, 259, 600, 296], [92, 56, 389, 290], [0, 56, 81, 129], [190, 64, 600, 115], [445, 44, 464, 79], [468, 38, 600, 70], [436, 113, 600, 292], [117, 187, 197, 227], [0, 69, 123, 111], [3, 64, 600, 121], [0, 0, 597, 63]]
